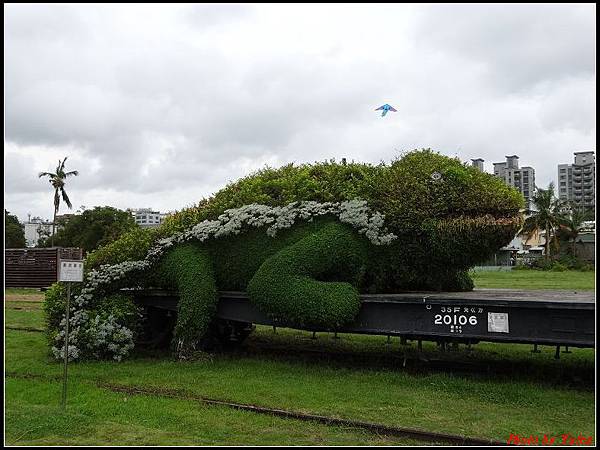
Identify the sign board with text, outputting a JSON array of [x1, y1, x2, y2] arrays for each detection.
[[59, 260, 84, 282]]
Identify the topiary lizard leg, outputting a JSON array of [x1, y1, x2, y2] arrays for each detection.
[[158, 243, 218, 357], [247, 221, 368, 330]]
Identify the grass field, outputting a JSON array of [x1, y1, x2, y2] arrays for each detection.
[[3, 271, 596, 446], [5, 288, 43, 296], [471, 269, 595, 291]]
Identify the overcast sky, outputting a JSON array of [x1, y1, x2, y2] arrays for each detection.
[[4, 3, 596, 222]]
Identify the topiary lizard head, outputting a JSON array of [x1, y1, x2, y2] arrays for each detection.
[[369, 149, 525, 268]]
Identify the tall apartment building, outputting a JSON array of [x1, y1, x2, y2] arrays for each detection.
[[491, 155, 535, 209], [128, 208, 169, 228], [470, 158, 485, 171], [557, 151, 595, 214]]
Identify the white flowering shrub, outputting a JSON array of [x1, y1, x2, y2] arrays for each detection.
[[51, 200, 395, 362]]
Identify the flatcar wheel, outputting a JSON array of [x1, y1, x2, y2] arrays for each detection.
[[207, 319, 255, 350], [137, 306, 176, 349], [231, 321, 255, 343]]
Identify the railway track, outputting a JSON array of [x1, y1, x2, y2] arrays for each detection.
[[6, 371, 505, 445], [98, 382, 505, 445], [5, 326, 45, 332]]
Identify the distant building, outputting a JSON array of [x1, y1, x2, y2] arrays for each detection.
[[23, 217, 54, 247], [55, 213, 75, 224], [492, 155, 535, 210], [128, 208, 169, 228], [557, 151, 595, 215], [574, 232, 595, 263], [478, 228, 546, 267], [470, 158, 485, 171]]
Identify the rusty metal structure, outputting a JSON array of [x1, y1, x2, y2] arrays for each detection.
[[5, 248, 83, 288]]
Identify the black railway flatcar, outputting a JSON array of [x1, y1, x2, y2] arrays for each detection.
[[130, 288, 595, 356]]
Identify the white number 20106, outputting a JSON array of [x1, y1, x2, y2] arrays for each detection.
[[434, 314, 477, 326]]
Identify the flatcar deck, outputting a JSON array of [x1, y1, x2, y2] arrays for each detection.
[[129, 288, 595, 348], [366, 288, 594, 300]]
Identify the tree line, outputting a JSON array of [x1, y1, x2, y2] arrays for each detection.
[[523, 182, 594, 261], [5, 206, 138, 254], [5, 157, 138, 254]]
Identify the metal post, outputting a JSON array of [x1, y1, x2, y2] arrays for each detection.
[[61, 282, 71, 409], [563, 345, 571, 354], [554, 345, 560, 360], [417, 340, 422, 352], [311, 331, 316, 340], [531, 343, 541, 353]]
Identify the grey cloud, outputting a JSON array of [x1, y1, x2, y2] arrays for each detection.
[[181, 4, 255, 30], [4, 4, 596, 221], [4, 4, 90, 41], [537, 77, 596, 134], [415, 4, 595, 92], [5, 152, 49, 195]]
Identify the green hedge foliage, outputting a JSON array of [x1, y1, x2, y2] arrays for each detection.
[[158, 160, 382, 237], [85, 227, 158, 272], [157, 244, 218, 354], [88, 150, 523, 275], [521, 255, 594, 272], [247, 221, 368, 330], [43, 282, 70, 343]]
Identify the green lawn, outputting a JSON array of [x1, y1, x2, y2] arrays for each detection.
[[4, 297, 595, 446], [4, 287, 44, 296], [4, 309, 45, 329], [7, 375, 424, 446], [471, 269, 595, 291]]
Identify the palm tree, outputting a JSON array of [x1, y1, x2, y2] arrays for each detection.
[[521, 183, 566, 261], [38, 157, 79, 246], [559, 205, 593, 257]]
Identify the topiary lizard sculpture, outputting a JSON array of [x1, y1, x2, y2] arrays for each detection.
[[47, 150, 524, 361]]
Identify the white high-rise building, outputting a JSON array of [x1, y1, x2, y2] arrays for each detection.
[[492, 155, 535, 210], [558, 151, 595, 214]]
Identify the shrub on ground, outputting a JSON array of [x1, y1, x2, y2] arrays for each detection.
[[517, 255, 594, 272], [549, 261, 568, 272], [43, 282, 70, 342], [44, 282, 142, 361]]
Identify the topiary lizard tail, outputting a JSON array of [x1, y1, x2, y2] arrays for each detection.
[[247, 222, 369, 330]]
